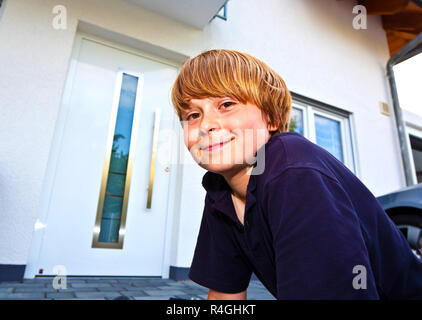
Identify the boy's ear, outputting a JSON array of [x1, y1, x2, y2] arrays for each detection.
[[267, 117, 280, 133], [267, 123, 278, 132]]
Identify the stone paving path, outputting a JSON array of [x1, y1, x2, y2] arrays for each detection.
[[0, 277, 275, 300]]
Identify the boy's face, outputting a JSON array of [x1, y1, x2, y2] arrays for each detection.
[[181, 97, 277, 174]]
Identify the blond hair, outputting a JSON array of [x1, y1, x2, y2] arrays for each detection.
[[171, 49, 292, 136]]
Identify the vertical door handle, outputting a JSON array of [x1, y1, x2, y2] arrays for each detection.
[[146, 108, 161, 209]]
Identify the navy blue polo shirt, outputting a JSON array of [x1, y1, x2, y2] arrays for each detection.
[[188, 132, 422, 299]]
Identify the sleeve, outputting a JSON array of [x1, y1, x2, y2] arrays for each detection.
[[188, 198, 253, 293], [265, 167, 379, 299]]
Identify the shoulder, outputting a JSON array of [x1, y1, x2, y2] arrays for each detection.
[[260, 132, 341, 184]]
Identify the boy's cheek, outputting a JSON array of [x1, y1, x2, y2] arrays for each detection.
[[183, 127, 200, 150]]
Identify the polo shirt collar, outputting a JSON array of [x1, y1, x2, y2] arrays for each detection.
[[202, 171, 257, 226]]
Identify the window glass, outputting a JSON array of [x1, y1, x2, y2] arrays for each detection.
[[289, 107, 304, 135], [314, 114, 344, 163], [98, 73, 138, 243]]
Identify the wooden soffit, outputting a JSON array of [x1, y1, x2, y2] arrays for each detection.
[[358, 0, 422, 56]]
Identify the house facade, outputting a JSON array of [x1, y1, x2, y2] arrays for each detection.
[[0, 0, 421, 282]]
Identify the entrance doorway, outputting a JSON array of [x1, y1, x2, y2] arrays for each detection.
[[30, 34, 179, 276]]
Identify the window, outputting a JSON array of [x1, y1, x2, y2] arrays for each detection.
[[314, 113, 344, 163], [289, 96, 356, 173], [92, 71, 143, 249]]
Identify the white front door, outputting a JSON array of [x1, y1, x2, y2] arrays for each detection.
[[34, 34, 179, 276]]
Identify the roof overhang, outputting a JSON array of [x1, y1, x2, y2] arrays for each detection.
[[358, 0, 422, 56], [127, 0, 227, 29]]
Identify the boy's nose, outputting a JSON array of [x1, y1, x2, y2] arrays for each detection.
[[199, 115, 221, 135]]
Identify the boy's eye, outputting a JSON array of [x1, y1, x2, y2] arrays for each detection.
[[220, 101, 235, 109], [184, 101, 235, 121], [186, 113, 200, 121]]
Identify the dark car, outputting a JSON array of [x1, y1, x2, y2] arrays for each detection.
[[377, 183, 422, 257]]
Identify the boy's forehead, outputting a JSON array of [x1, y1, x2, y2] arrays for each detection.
[[187, 96, 226, 107]]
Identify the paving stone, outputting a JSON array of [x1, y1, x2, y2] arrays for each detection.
[[112, 286, 139, 291], [248, 283, 265, 288], [133, 296, 169, 300], [8, 283, 47, 288], [143, 290, 185, 296], [135, 280, 164, 284], [53, 287, 100, 292], [97, 286, 128, 292], [118, 290, 148, 297], [248, 294, 276, 300], [46, 292, 76, 299], [249, 290, 273, 295], [14, 287, 57, 293], [63, 280, 88, 284], [70, 282, 112, 288], [185, 282, 202, 287], [165, 282, 185, 286], [156, 285, 185, 290], [179, 289, 208, 295], [85, 280, 114, 284], [169, 294, 204, 300], [86, 282, 109, 286], [144, 279, 170, 284], [125, 282, 152, 287], [129, 284, 163, 290], [0, 277, 273, 300], [97, 279, 119, 283], [118, 287, 147, 293], [0, 292, 45, 299], [74, 291, 121, 299], [72, 297, 106, 300]]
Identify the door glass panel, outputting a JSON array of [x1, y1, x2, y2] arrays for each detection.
[[98, 73, 139, 244], [289, 107, 304, 135], [314, 114, 344, 163]]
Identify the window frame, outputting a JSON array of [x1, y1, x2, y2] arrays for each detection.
[[91, 69, 144, 250], [291, 93, 357, 174], [405, 125, 422, 185]]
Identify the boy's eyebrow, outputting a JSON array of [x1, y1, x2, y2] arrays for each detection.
[[182, 97, 231, 114], [188, 97, 229, 108], [181, 106, 194, 115]]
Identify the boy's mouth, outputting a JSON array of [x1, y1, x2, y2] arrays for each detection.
[[201, 137, 235, 152]]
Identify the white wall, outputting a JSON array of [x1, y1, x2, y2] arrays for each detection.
[[0, 0, 404, 269]]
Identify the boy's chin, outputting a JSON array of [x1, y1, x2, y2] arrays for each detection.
[[198, 162, 248, 175]]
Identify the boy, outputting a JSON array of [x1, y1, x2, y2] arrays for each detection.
[[171, 49, 422, 299]]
